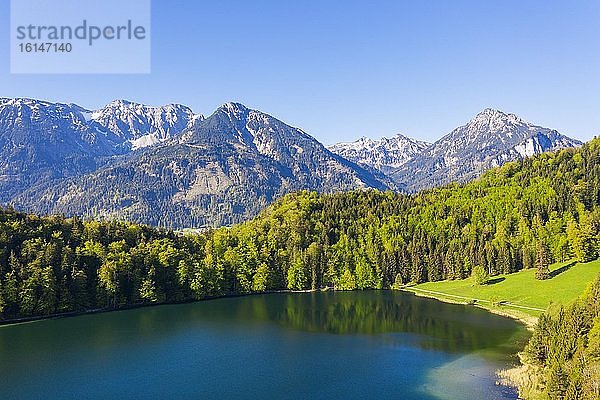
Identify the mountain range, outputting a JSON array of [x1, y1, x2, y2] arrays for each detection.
[[2, 99, 390, 227], [389, 108, 582, 191], [329, 108, 581, 192], [0, 97, 582, 227], [0, 98, 201, 201]]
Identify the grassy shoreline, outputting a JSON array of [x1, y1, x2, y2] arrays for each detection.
[[402, 260, 600, 399], [403, 259, 600, 326], [401, 285, 539, 329]]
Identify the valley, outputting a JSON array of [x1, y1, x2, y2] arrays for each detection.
[[0, 97, 597, 400], [4, 2, 597, 399]]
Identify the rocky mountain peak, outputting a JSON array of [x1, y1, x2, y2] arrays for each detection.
[[215, 102, 252, 123], [391, 109, 582, 192], [90, 100, 199, 149], [468, 108, 526, 133], [329, 132, 430, 173]]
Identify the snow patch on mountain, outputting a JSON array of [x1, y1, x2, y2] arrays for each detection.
[[90, 100, 203, 149], [391, 108, 582, 192], [130, 133, 161, 150], [329, 133, 430, 173]]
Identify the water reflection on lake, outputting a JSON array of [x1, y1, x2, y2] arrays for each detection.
[[0, 290, 528, 399]]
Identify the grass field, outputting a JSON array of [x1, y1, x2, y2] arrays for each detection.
[[404, 259, 600, 320]]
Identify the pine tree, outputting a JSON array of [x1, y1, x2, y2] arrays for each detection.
[[522, 244, 534, 270], [391, 273, 404, 290], [463, 256, 472, 277], [252, 263, 269, 292], [575, 223, 597, 263], [535, 242, 550, 280], [338, 268, 356, 290], [286, 256, 306, 291], [355, 255, 375, 290], [140, 268, 159, 302], [546, 364, 569, 399]]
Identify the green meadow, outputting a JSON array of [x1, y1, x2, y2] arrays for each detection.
[[406, 259, 600, 318]]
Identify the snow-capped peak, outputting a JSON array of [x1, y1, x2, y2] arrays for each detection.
[[329, 133, 430, 173], [0, 97, 94, 130], [469, 108, 526, 131], [218, 102, 250, 120], [222, 102, 248, 112], [434, 108, 564, 154], [391, 108, 583, 192], [90, 100, 201, 150], [0, 98, 205, 151]]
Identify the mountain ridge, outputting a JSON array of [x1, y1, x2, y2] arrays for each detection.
[[329, 133, 430, 174], [0, 98, 583, 227], [7, 99, 392, 227], [329, 107, 582, 192], [389, 108, 582, 191]]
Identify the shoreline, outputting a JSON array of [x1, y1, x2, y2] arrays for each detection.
[[400, 286, 539, 330], [0, 286, 539, 330], [400, 286, 536, 399], [0, 287, 327, 328], [1, 286, 539, 328]]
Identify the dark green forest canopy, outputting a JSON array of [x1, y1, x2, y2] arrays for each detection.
[[519, 274, 600, 399], [1, 138, 600, 321]]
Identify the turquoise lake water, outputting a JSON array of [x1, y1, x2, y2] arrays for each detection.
[[0, 290, 528, 399]]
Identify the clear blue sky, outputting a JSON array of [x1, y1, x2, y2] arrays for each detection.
[[1, 0, 599, 144]]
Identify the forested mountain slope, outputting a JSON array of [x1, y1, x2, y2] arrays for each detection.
[[1, 138, 600, 322]]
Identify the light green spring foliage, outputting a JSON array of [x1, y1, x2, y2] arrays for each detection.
[[520, 274, 600, 399], [471, 266, 489, 285]]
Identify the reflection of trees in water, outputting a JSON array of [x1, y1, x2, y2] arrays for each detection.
[[265, 291, 525, 353], [0, 291, 526, 367]]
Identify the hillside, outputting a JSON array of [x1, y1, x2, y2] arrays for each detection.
[[1, 138, 600, 323]]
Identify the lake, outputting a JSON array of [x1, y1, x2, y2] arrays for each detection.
[[0, 290, 528, 399]]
